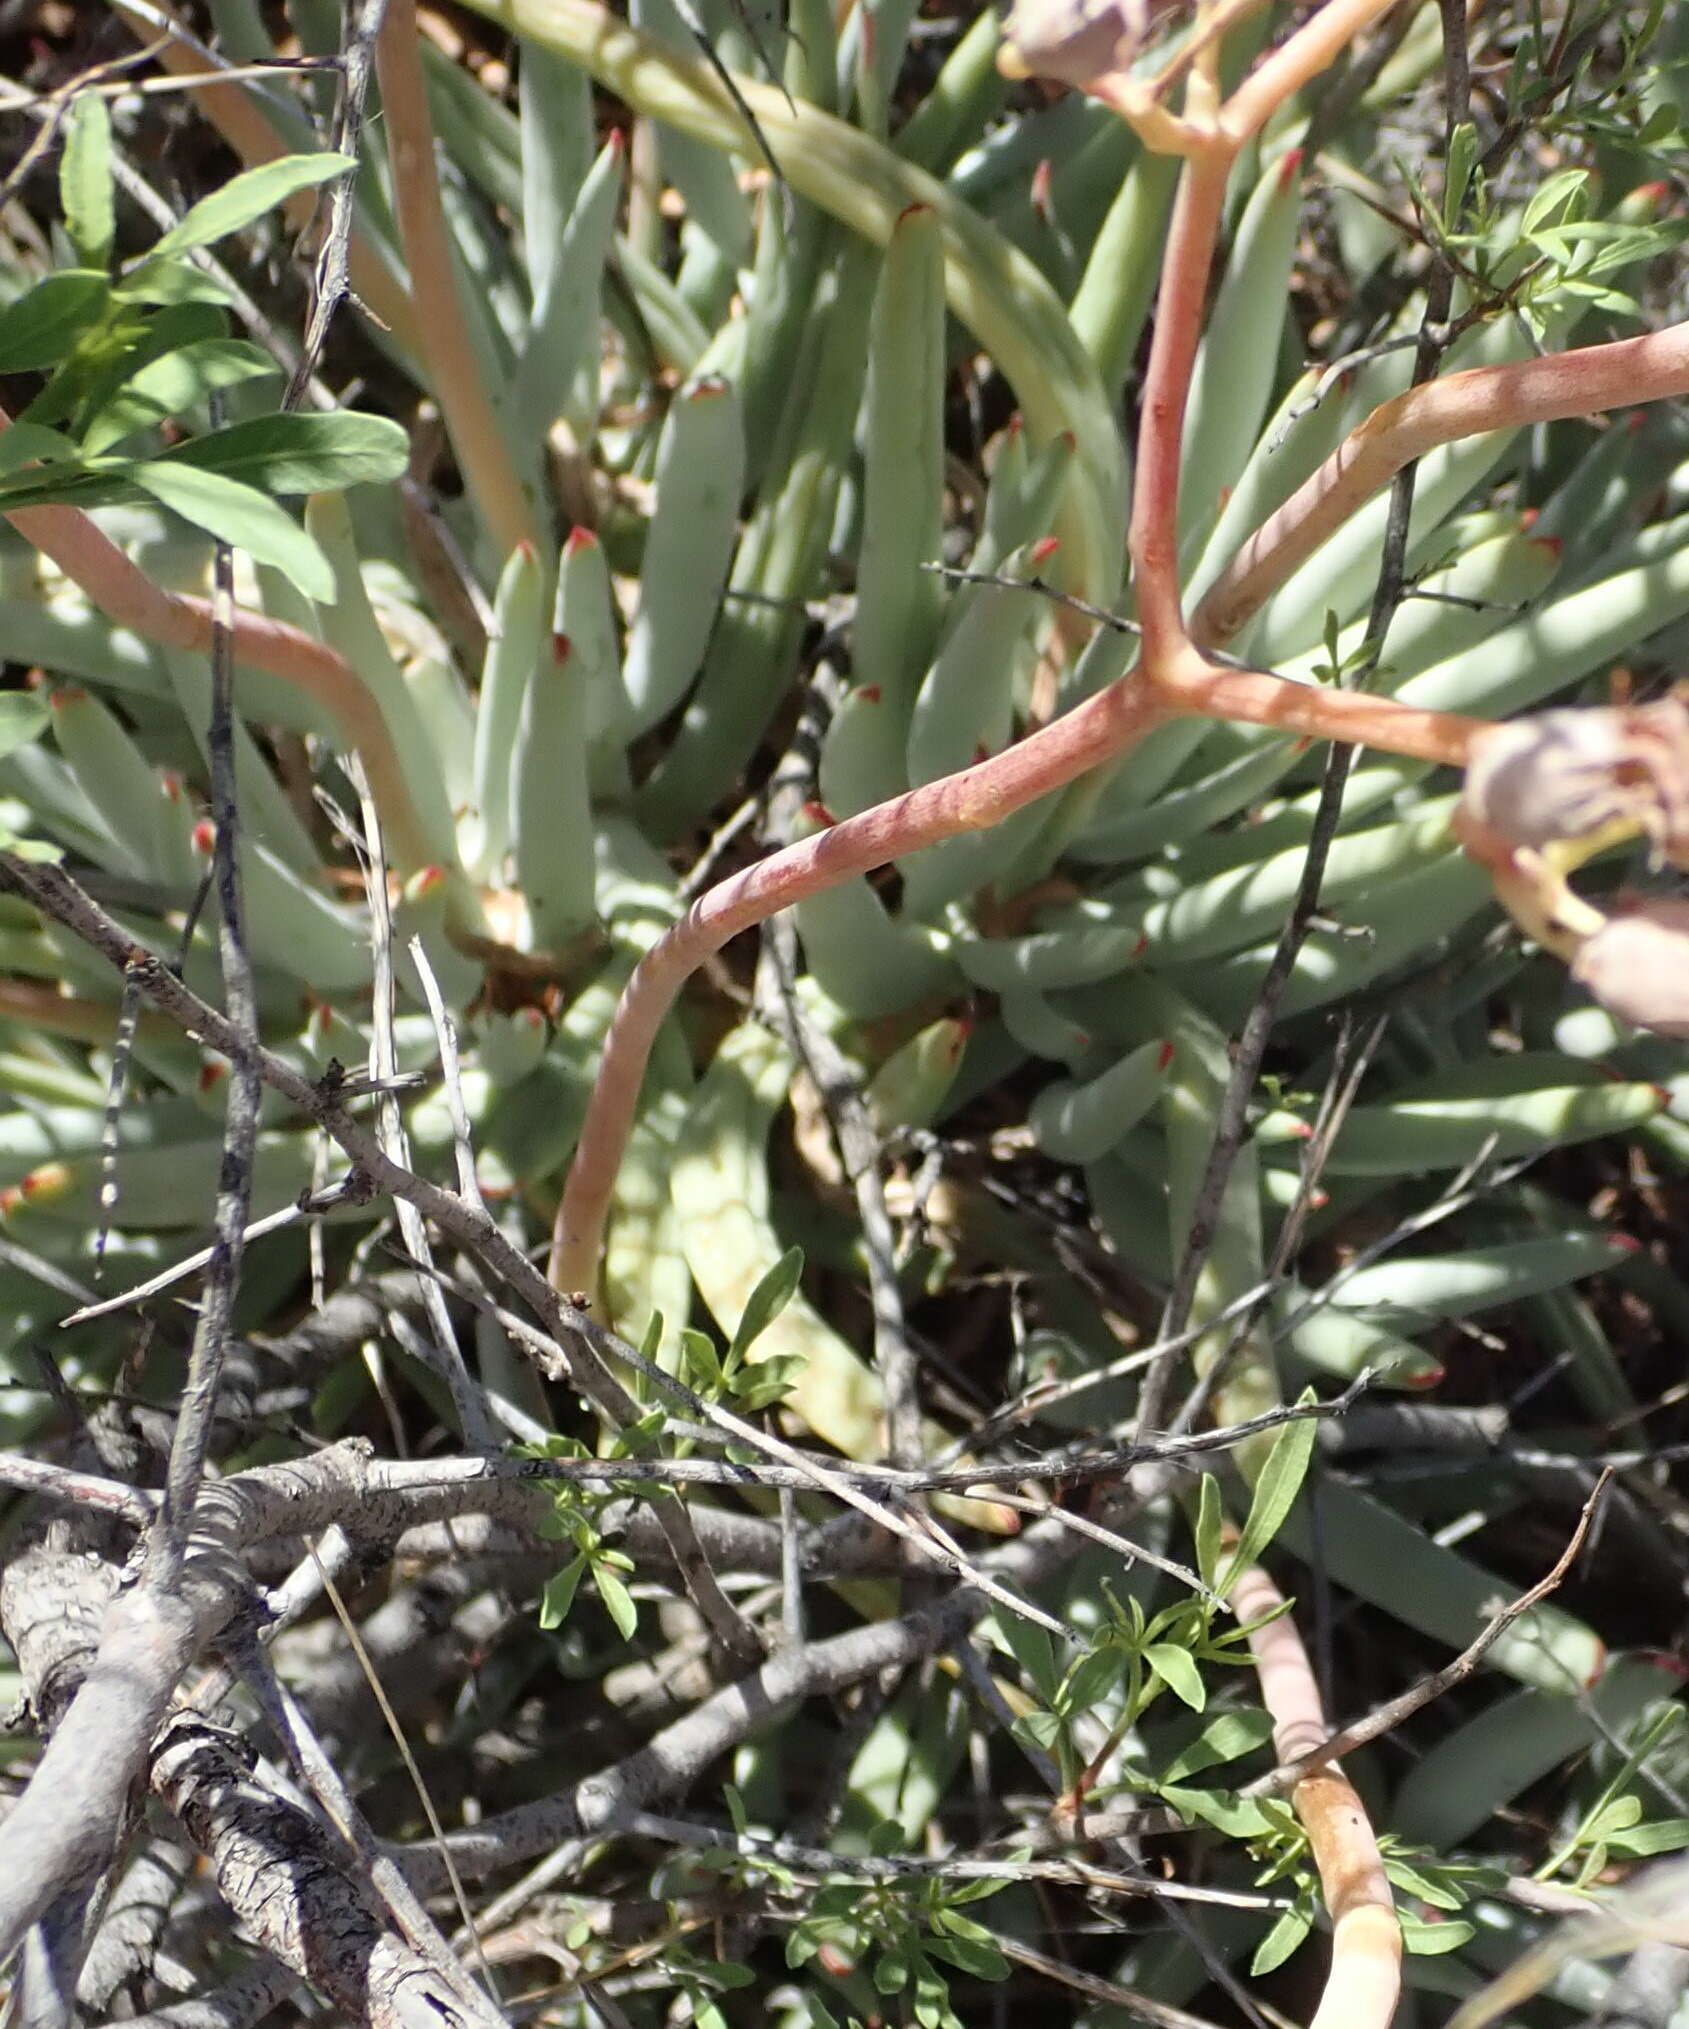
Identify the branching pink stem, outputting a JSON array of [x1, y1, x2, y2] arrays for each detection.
[[552, 679, 1173, 1294], [1130, 144, 1233, 654], [1231, 1560, 1402, 2029], [1195, 318, 1689, 645], [551, 4, 1510, 1301], [1219, 0, 1407, 145]]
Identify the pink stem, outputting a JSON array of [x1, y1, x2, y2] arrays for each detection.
[[1221, 0, 1408, 144], [551, 677, 1173, 1294], [1231, 1560, 1402, 2029], [1195, 318, 1689, 647], [1129, 146, 1234, 656], [1154, 641, 1486, 766], [375, 0, 539, 566], [1, 485, 436, 874]]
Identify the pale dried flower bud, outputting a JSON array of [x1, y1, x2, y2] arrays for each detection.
[[1459, 697, 1689, 864], [1570, 896, 1689, 1040], [998, 0, 1187, 89]]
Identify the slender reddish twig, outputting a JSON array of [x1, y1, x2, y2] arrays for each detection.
[[0, 458, 437, 874], [1231, 1560, 1402, 2029], [550, 7, 1509, 1301], [1220, 0, 1407, 144], [1195, 319, 1689, 645], [1130, 143, 1234, 656], [374, 0, 539, 564]]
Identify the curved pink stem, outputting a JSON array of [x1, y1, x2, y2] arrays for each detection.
[[2, 491, 437, 875], [1232, 1560, 1402, 2029], [552, 677, 1170, 1294], [1194, 319, 1689, 647]]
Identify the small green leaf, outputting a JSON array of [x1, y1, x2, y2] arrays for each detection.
[[681, 1327, 723, 1390], [1013, 1710, 1063, 1753], [1605, 1818, 1689, 1857], [729, 1244, 805, 1363], [595, 1563, 639, 1641], [114, 257, 232, 307], [1251, 1899, 1314, 1976], [121, 460, 333, 601], [132, 152, 354, 270], [1399, 1913, 1476, 1957], [874, 1949, 909, 1994], [1382, 1855, 1466, 1911], [1059, 1646, 1120, 1719], [926, 1935, 1008, 1982], [160, 411, 409, 494], [1161, 1707, 1275, 1783], [1221, 1392, 1318, 1589], [61, 95, 116, 269], [0, 423, 78, 480], [0, 271, 111, 373], [1145, 1642, 1206, 1711], [1194, 1471, 1223, 1588], [538, 1553, 586, 1630], [989, 1610, 1060, 1702], [1159, 1784, 1274, 1838], [82, 339, 279, 455]]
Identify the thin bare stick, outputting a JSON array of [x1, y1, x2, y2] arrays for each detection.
[[149, 532, 261, 1591], [109, 0, 423, 359], [1231, 1560, 1401, 2029], [1250, 1470, 1612, 1797], [350, 761, 497, 1451], [0, 1453, 158, 1525], [374, 0, 539, 562]]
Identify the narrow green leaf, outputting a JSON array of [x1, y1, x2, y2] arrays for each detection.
[[134, 152, 354, 269], [82, 338, 279, 455], [1222, 1391, 1318, 1588], [1145, 1642, 1207, 1712], [0, 423, 78, 479], [121, 461, 333, 601], [159, 411, 409, 494], [1605, 1818, 1689, 1857], [1399, 1913, 1477, 1956], [61, 95, 115, 269], [1194, 1471, 1224, 1589], [990, 1610, 1059, 1703], [113, 257, 231, 307], [595, 1564, 639, 1641], [0, 271, 110, 373], [1161, 1707, 1275, 1783], [729, 1244, 805, 1364], [538, 1553, 586, 1629], [1250, 1900, 1314, 1976], [1382, 1856, 1466, 1911], [926, 1935, 1008, 1982], [1159, 1785, 1274, 1838], [1060, 1646, 1120, 1718]]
